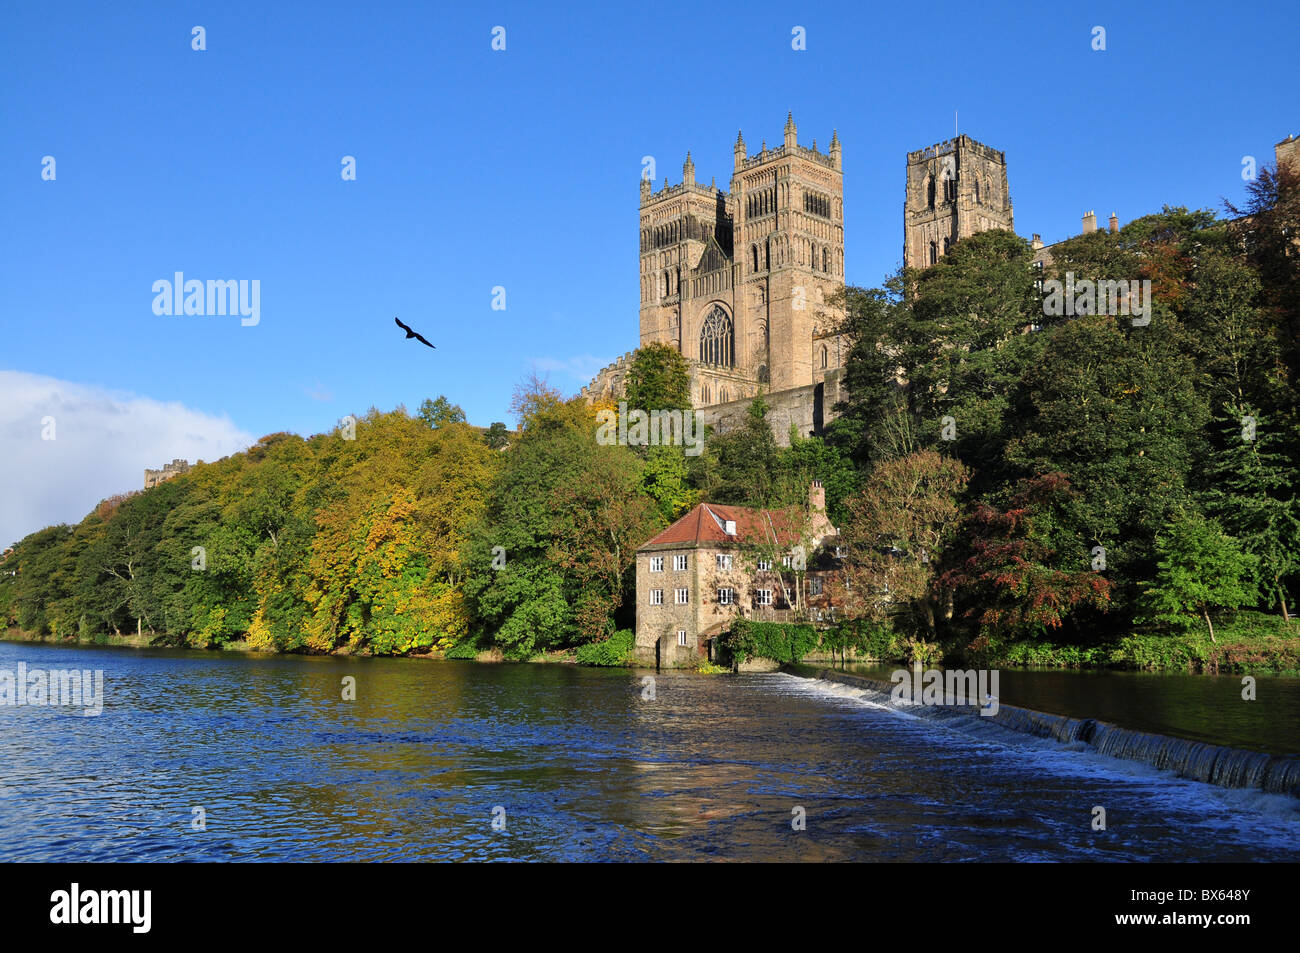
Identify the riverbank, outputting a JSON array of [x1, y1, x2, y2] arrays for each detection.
[[7, 613, 1300, 675]]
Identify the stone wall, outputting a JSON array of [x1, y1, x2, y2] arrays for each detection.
[[698, 368, 845, 447]]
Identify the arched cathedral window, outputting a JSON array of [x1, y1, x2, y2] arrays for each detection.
[[974, 179, 981, 204], [820, 344, 828, 369], [926, 175, 935, 210], [822, 248, 830, 273], [929, 241, 937, 265], [752, 244, 760, 272], [699, 304, 734, 368], [943, 237, 951, 255]]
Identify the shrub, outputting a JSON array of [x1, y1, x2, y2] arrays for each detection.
[[575, 629, 635, 667], [721, 619, 820, 664], [443, 637, 481, 660]]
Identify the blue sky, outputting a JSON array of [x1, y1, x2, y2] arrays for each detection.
[[1, 0, 1296, 545]]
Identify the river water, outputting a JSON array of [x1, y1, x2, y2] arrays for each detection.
[[1, 641, 1297, 861]]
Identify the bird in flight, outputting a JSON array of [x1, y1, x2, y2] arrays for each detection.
[[394, 316, 435, 349]]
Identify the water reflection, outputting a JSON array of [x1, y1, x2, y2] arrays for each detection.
[[0, 642, 1297, 861]]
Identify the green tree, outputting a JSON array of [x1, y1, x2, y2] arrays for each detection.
[[1137, 512, 1258, 642], [1201, 409, 1300, 621], [624, 342, 690, 412], [484, 421, 509, 449], [417, 395, 467, 428]]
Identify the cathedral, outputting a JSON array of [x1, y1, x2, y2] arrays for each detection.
[[584, 114, 850, 443], [582, 116, 1013, 443]]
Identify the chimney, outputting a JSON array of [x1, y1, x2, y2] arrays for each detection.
[[809, 480, 825, 512], [723, 519, 737, 536], [1031, 233, 1043, 250], [1108, 212, 1118, 234], [1082, 211, 1097, 234]]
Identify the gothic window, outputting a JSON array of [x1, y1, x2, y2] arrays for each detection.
[[720, 387, 729, 403], [698, 304, 734, 367], [944, 176, 956, 203], [757, 364, 769, 384], [943, 237, 951, 255], [929, 241, 937, 265], [926, 175, 935, 210], [751, 244, 760, 272], [822, 248, 830, 273], [764, 239, 770, 270], [820, 344, 828, 369], [974, 178, 981, 204]]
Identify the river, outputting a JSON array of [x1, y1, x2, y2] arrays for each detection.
[[1, 641, 1297, 861]]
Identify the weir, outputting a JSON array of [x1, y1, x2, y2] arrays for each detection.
[[784, 664, 1300, 798]]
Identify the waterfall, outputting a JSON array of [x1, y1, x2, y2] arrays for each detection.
[[788, 665, 1300, 798]]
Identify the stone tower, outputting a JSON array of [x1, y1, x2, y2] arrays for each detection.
[[637, 114, 844, 403], [904, 134, 1012, 270]]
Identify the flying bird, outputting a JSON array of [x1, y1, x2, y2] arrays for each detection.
[[394, 317, 436, 349]]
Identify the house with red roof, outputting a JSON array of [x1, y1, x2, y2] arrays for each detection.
[[634, 480, 852, 667]]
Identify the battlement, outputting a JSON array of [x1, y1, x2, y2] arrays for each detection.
[[144, 458, 191, 490], [907, 134, 1005, 165], [640, 179, 728, 208], [736, 141, 838, 173]]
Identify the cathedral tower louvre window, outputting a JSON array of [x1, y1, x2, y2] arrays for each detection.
[[699, 304, 734, 367]]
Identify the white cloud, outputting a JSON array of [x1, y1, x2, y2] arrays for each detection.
[[0, 371, 255, 549], [528, 354, 615, 386]]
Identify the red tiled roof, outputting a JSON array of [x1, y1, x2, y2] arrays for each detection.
[[639, 502, 811, 549]]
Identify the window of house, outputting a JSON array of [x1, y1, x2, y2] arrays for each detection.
[[673, 554, 688, 571], [650, 556, 663, 572], [650, 589, 663, 606], [677, 630, 688, 646], [756, 589, 773, 606], [718, 588, 735, 605], [756, 558, 771, 571], [782, 555, 792, 569], [716, 554, 733, 570], [675, 588, 689, 605], [810, 576, 824, 596]]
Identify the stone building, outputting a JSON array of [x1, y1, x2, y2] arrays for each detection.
[[585, 113, 849, 446], [633, 481, 850, 667], [144, 458, 191, 489], [903, 134, 1014, 270]]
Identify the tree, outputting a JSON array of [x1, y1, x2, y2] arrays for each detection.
[[417, 395, 466, 428], [840, 449, 969, 635], [1201, 409, 1300, 621], [484, 421, 509, 449], [1137, 512, 1258, 642], [1006, 314, 1208, 614], [944, 473, 1111, 645], [624, 342, 690, 412], [691, 395, 779, 507]]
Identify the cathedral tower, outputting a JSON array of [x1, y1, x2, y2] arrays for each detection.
[[904, 135, 1012, 270], [637, 114, 844, 406]]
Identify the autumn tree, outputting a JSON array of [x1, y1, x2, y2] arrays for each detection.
[[840, 449, 969, 636]]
